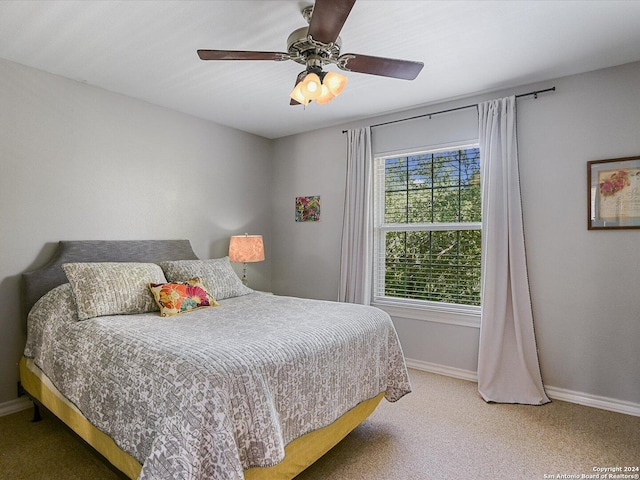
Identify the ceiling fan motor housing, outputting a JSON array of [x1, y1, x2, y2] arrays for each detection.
[[286, 26, 342, 67]]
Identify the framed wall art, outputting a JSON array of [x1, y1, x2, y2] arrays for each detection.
[[587, 156, 640, 229], [295, 195, 320, 222]]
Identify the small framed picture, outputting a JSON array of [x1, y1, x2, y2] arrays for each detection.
[[587, 156, 640, 229], [295, 196, 320, 222]]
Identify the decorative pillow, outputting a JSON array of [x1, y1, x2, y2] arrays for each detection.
[[159, 257, 253, 300], [149, 278, 219, 317], [62, 262, 167, 320]]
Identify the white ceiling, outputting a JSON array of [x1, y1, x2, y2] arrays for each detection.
[[1, 0, 640, 139]]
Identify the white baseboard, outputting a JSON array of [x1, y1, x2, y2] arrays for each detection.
[[405, 357, 640, 417], [406, 358, 478, 382], [0, 396, 32, 417], [543, 385, 640, 417]]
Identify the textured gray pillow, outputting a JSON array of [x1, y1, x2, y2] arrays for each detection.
[[159, 257, 253, 300], [62, 262, 167, 320]]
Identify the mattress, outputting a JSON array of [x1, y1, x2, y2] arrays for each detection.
[[20, 357, 385, 480], [23, 284, 411, 479]]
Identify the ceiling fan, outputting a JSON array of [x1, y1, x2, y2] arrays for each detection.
[[197, 0, 424, 106]]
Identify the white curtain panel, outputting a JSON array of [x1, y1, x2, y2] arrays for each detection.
[[477, 96, 550, 405], [339, 127, 372, 305]]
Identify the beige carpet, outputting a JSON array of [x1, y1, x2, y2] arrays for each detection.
[[1, 369, 638, 480]]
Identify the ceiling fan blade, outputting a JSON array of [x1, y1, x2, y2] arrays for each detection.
[[338, 53, 424, 80], [308, 0, 356, 44], [197, 50, 289, 61]]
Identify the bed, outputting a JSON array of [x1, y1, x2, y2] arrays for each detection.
[[19, 240, 411, 479]]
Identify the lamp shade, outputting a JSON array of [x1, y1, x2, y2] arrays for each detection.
[[290, 82, 310, 105], [315, 84, 335, 105], [300, 73, 322, 100], [229, 234, 265, 263], [323, 71, 348, 96]]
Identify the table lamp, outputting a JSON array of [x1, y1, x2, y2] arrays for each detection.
[[228, 233, 265, 285]]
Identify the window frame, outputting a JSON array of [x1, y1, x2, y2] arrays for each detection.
[[372, 142, 482, 326]]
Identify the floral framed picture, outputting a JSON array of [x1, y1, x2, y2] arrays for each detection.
[[295, 195, 320, 222], [587, 156, 640, 229]]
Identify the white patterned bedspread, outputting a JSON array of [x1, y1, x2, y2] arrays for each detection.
[[24, 285, 411, 479]]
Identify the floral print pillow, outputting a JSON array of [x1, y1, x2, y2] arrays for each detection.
[[149, 278, 219, 317]]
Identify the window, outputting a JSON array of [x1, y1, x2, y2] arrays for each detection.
[[373, 145, 481, 309]]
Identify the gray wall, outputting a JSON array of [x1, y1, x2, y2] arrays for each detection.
[[0, 58, 273, 404], [2, 55, 639, 408], [271, 61, 640, 406], [271, 128, 348, 300]]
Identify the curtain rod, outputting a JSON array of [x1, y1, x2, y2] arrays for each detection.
[[341, 86, 556, 133]]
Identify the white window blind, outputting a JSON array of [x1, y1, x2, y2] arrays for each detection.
[[373, 145, 481, 307]]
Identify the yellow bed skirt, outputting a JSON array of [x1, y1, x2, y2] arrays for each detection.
[[19, 357, 383, 479]]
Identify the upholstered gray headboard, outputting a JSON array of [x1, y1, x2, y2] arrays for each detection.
[[22, 240, 199, 319]]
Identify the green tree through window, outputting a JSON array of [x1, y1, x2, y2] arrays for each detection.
[[374, 147, 481, 306]]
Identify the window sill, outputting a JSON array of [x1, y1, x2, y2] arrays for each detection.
[[372, 298, 480, 328]]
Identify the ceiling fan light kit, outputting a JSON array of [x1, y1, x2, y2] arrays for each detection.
[[290, 68, 348, 105], [197, 0, 423, 107]]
